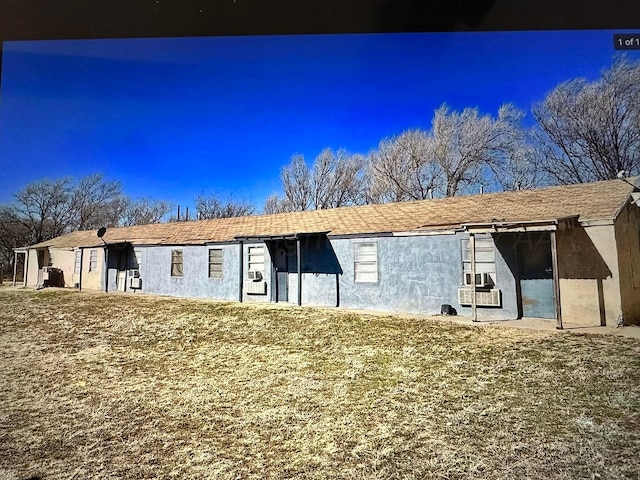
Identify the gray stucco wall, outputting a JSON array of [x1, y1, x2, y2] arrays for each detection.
[[286, 233, 517, 319], [292, 235, 460, 313], [123, 233, 518, 320], [137, 244, 240, 300], [134, 242, 273, 303]]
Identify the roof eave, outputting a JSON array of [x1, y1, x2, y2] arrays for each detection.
[[461, 216, 579, 233], [234, 231, 331, 241]]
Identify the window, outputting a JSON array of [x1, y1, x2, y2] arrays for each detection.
[[354, 242, 378, 283], [171, 249, 183, 277], [248, 246, 265, 273], [74, 250, 81, 274], [89, 250, 98, 272], [209, 249, 223, 279], [461, 236, 496, 285]]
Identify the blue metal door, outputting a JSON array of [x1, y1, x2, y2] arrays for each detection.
[[518, 234, 555, 319]]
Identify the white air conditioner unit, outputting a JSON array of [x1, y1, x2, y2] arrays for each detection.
[[458, 288, 501, 307], [42, 266, 53, 280], [129, 269, 140, 278], [464, 272, 490, 287], [245, 280, 267, 295], [248, 270, 263, 281], [130, 277, 142, 289]]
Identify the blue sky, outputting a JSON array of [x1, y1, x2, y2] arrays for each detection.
[[1, 30, 638, 212]]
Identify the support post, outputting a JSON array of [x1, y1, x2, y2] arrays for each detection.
[[24, 250, 29, 287], [104, 247, 109, 293], [12, 251, 18, 286], [238, 241, 244, 302], [297, 236, 302, 306], [550, 230, 563, 329], [596, 278, 606, 327], [274, 261, 279, 303], [470, 233, 478, 322], [78, 248, 84, 291]]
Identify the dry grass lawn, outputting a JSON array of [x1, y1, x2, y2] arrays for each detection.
[[1, 287, 639, 479]]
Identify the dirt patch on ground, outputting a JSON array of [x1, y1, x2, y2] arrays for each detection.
[[1, 288, 639, 479]]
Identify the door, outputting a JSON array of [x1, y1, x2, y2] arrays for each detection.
[[274, 247, 288, 302], [116, 250, 128, 292], [517, 233, 555, 319]]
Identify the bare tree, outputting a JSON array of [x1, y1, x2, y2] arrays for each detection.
[[365, 105, 530, 201], [120, 197, 174, 226], [279, 154, 313, 212], [99, 195, 130, 227], [489, 104, 547, 191], [533, 57, 640, 184], [12, 177, 74, 244], [0, 206, 30, 279], [194, 193, 255, 219], [8, 174, 128, 242], [263, 194, 286, 215], [430, 104, 505, 197], [311, 149, 365, 209], [0, 175, 174, 273], [265, 149, 365, 213], [1, 178, 75, 277], [367, 129, 441, 203], [69, 174, 123, 230]]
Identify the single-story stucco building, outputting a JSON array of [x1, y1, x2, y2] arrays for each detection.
[[13, 178, 640, 327]]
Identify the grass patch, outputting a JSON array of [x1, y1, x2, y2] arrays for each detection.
[[1, 288, 639, 479]]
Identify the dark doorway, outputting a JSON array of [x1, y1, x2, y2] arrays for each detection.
[[517, 232, 555, 319]]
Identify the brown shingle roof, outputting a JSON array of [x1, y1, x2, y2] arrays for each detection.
[[30, 178, 637, 249]]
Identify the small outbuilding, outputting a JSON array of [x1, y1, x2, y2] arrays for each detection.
[[15, 178, 640, 326]]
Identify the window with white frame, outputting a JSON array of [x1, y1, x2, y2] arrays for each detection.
[[354, 242, 378, 283], [89, 250, 98, 272], [248, 246, 265, 273], [209, 248, 223, 279], [461, 236, 496, 285], [74, 250, 81, 274], [171, 249, 183, 277]]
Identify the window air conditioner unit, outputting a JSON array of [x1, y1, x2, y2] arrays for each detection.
[[130, 277, 142, 289], [458, 288, 501, 307], [248, 270, 262, 281], [42, 266, 54, 280], [464, 272, 490, 287], [245, 280, 267, 295], [129, 269, 140, 278]]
